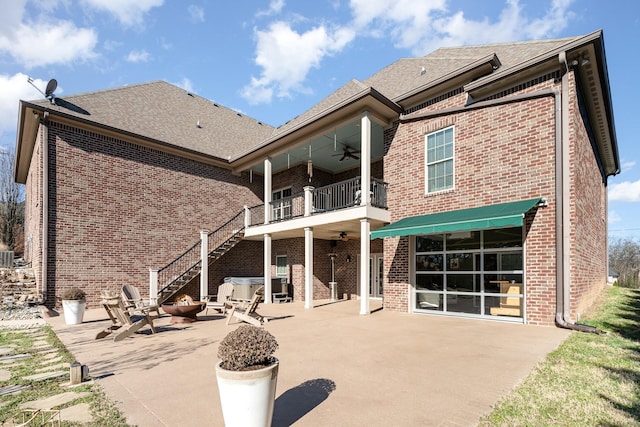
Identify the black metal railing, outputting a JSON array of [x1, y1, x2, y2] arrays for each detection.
[[269, 193, 304, 222], [157, 208, 246, 298], [207, 210, 245, 254], [247, 204, 265, 226], [245, 176, 388, 228]]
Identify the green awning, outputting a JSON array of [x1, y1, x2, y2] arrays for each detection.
[[370, 198, 543, 239]]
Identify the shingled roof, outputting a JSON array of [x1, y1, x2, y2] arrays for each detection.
[[267, 35, 583, 138], [24, 81, 275, 160], [16, 31, 618, 180]]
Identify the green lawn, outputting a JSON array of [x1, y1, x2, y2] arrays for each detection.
[[0, 326, 130, 426], [479, 286, 640, 426]]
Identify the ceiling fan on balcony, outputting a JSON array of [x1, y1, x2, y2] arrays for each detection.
[[333, 145, 360, 161]]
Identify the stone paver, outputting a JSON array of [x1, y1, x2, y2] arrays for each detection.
[[0, 345, 16, 356], [20, 391, 91, 410], [34, 362, 68, 373], [0, 384, 29, 396], [59, 403, 93, 423], [38, 355, 64, 365], [23, 370, 67, 381], [0, 353, 30, 363], [0, 368, 12, 381]]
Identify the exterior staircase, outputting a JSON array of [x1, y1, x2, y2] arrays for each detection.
[[155, 210, 245, 305]]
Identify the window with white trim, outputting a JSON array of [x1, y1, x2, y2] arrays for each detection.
[[272, 188, 292, 221], [276, 255, 287, 277], [425, 126, 454, 193]]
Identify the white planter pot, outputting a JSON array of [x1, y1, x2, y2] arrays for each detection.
[[62, 300, 86, 325], [215, 358, 279, 427]]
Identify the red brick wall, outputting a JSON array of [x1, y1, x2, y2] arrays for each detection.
[[568, 73, 607, 320], [41, 121, 263, 308], [24, 126, 44, 296], [383, 79, 559, 324]]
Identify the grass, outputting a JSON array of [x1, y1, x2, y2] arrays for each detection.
[[479, 286, 640, 427], [0, 326, 130, 426]]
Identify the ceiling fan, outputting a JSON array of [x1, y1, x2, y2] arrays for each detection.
[[333, 145, 360, 161]]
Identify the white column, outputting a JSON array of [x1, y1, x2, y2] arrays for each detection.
[[304, 227, 314, 309], [149, 268, 158, 305], [200, 230, 208, 301], [264, 233, 272, 304], [264, 157, 272, 224], [244, 205, 250, 228], [360, 219, 371, 315], [360, 111, 371, 206], [303, 186, 314, 216]]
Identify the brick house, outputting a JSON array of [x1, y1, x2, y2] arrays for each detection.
[[14, 30, 618, 326]]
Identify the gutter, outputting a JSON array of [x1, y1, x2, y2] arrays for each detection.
[[555, 52, 604, 334], [41, 112, 49, 305]]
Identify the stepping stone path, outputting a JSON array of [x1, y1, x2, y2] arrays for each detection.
[[0, 322, 95, 424]]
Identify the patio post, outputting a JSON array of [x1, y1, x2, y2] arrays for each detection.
[[360, 219, 371, 315], [303, 186, 314, 216], [200, 230, 208, 301], [360, 111, 371, 206], [244, 205, 250, 228], [149, 268, 158, 306], [264, 233, 272, 304], [304, 227, 314, 309], [264, 157, 272, 224]]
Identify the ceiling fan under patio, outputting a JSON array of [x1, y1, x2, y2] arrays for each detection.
[[333, 146, 360, 161]]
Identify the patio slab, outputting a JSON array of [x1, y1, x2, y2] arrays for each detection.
[[46, 299, 570, 427]]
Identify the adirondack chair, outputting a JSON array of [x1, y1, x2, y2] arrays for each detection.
[[203, 282, 234, 315], [226, 286, 267, 327], [96, 291, 157, 342], [121, 284, 161, 317]]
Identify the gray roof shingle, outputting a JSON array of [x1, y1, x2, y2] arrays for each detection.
[[29, 81, 275, 160]]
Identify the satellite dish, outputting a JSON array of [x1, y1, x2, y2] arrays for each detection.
[[44, 79, 57, 98]]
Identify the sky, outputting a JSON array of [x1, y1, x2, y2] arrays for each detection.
[[0, 0, 638, 240]]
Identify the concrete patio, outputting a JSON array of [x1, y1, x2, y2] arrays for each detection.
[[46, 300, 570, 426]]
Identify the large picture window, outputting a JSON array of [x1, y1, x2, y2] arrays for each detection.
[[425, 126, 454, 193], [414, 227, 524, 321]]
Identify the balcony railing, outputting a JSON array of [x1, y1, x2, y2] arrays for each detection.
[[246, 176, 387, 227]]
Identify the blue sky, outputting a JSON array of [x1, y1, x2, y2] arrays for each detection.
[[0, 0, 638, 239]]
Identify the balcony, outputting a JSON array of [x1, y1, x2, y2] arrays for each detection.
[[244, 177, 390, 240]]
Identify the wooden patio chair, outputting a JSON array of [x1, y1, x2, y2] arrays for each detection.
[[203, 282, 234, 315], [121, 284, 161, 317], [96, 291, 157, 342], [226, 286, 267, 327]]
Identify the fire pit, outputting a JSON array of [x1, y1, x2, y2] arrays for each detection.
[[162, 295, 205, 324]]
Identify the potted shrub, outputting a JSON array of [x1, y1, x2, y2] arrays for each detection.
[[215, 325, 279, 427], [60, 287, 86, 325]]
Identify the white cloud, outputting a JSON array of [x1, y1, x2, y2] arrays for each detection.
[[172, 77, 194, 93], [126, 49, 151, 63], [0, 73, 48, 138], [257, 0, 285, 17], [242, 21, 355, 104], [620, 160, 636, 172], [81, 0, 164, 27], [608, 210, 621, 225], [609, 180, 640, 202], [244, 0, 575, 104], [0, 7, 98, 69], [188, 5, 205, 23], [349, 0, 575, 55]]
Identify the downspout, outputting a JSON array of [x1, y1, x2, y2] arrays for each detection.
[[41, 111, 49, 306], [555, 52, 603, 334]]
